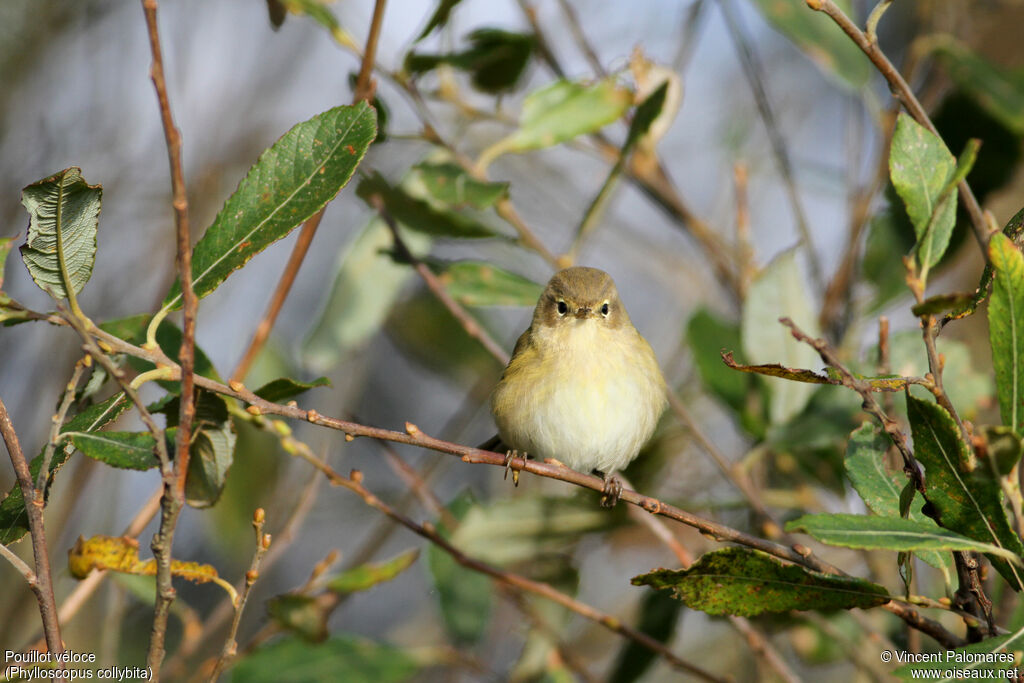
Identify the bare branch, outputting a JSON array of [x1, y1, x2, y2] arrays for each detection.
[[0, 397, 64, 670]]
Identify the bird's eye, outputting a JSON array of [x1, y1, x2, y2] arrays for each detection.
[[601, 303, 610, 316], [556, 300, 568, 316]]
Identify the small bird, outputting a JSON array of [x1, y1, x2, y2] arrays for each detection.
[[489, 266, 667, 506]]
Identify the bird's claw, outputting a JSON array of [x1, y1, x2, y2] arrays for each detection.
[[503, 450, 528, 486], [600, 473, 623, 508]]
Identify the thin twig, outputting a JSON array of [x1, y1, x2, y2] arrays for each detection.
[[807, 0, 988, 251], [230, 0, 388, 383], [209, 510, 271, 682], [0, 397, 64, 668], [718, 0, 823, 293], [372, 196, 512, 365], [36, 358, 87, 494], [163, 464, 323, 679], [140, 0, 196, 673]]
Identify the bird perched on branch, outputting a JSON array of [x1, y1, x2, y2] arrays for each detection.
[[489, 266, 667, 506]]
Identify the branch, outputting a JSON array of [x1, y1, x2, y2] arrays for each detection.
[[0, 397, 64, 668], [209, 509, 271, 682], [806, 0, 989, 251], [141, 0, 196, 673]]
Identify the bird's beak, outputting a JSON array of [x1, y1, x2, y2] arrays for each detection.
[[574, 307, 591, 319]]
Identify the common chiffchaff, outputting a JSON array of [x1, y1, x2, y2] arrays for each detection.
[[490, 267, 667, 504]]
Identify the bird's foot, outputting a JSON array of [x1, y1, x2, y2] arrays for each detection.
[[600, 472, 623, 508], [503, 450, 528, 486]]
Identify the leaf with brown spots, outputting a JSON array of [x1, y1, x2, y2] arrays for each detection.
[[163, 101, 376, 310], [632, 547, 889, 617]]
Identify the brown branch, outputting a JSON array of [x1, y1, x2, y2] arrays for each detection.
[[0, 397, 64, 668], [230, 0, 388, 383], [807, 0, 988, 252], [141, 0, 195, 674], [209, 510, 272, 682], [372, 195, 512, 365]]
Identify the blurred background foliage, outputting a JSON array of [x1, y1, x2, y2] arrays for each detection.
[[3, 0, 1024, 680]]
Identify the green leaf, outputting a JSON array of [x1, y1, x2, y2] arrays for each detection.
[[406, 29, 535, 94], [100, 314, 222, 390], [786, 513, 1023, 564], [479, 77, 633, 167], [407, 162, 508, 210], [741, 248, 821, 425], [935, 39, 1024, 136], [907, 394, 1024, 589], [227, 635, 418, 683], [0, 393, 128, 544], [889, 113, 958, 270], [607, 589, 681, 683], [631, 547, 889, 617], [416, 0, 463, 41], [66, 431, 158, 471], [164, 102, 376, 310], [750, 0, 871, 91], [356, 172, 497, 239], [19, 167, 100, 302], [302, 218, 430, 371], [437, 261, 542, 307], [327, 549, 419, 594], [893, 630, 1024, 681], [844, 423, 953, 579], [988, 232, 1024, 434], [253, 376, 330, 403], [267, 594, 328, 643], [426, 491, 493, 645]]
